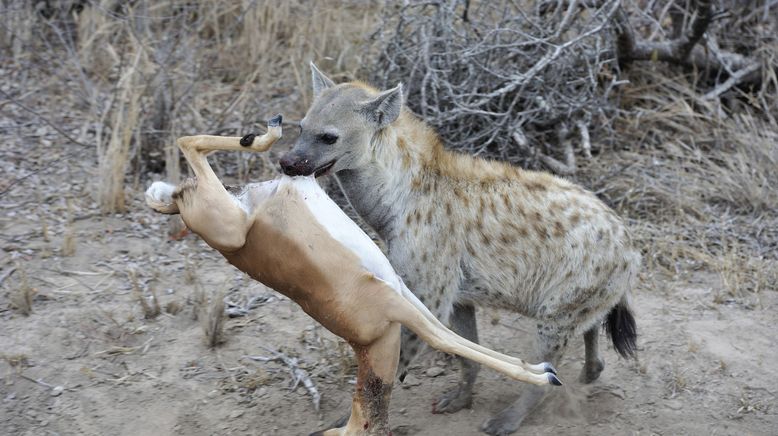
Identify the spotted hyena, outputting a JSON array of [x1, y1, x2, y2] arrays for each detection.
[[280, 63, 640, 435]]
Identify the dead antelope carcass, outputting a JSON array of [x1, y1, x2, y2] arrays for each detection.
[[145, 115, 560, 435]]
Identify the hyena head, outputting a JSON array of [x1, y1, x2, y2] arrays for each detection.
[[279, 63, 404, 177]]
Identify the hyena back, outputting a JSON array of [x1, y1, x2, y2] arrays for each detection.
[[280, 63, 640, 435]]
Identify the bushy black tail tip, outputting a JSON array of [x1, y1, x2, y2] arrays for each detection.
[[268, 114, 283, 127], [605, 302, 637, 359]]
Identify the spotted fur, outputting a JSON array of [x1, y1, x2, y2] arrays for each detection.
[[282, 65, 641, 434]]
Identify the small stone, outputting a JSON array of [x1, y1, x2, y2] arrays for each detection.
[[425, 367, 445, 377], [51, 386, 64, 397], [229, 410, 244, 419], [402, 375, 421, 388]]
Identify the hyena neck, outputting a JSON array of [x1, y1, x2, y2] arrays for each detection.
[[335, 164, 411, 240], [335, 112, 436, 240]]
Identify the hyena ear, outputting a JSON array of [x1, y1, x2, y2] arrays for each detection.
[[310, 62, 335, 99], [360, 83, 403, 129]]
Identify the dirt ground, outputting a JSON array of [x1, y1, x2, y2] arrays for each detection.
[[2, 120, 777, 436]]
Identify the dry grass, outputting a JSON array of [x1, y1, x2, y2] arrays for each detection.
[[2, 0, 379, 210], [8, 266, 35, 316], [165, 300, 183, 315], [96, 41, 142, 213], [183, 255, 198, 285], [188, 283, 207, 321], [580, 66, 778, 301], [130, 270, 161, 319], [1, 353, 30, 372], [61, 198, 76, 256], [202, 291, 226, 349]]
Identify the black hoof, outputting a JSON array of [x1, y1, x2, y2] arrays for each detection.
[[544, 362, 557, 375], [547, 372, 563, 386], [268, 113, 283, 127], [239, 133, 256, 147]]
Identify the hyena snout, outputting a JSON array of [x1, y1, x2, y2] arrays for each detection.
[[279, 153, 314, 177], [280, 151, 336, 178]]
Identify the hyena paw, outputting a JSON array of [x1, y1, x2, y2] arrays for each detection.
[[145, 182, 179, 214], [579, 358, 605, 384], [432, 385, 473, 414], [481, 409, 525, 436]]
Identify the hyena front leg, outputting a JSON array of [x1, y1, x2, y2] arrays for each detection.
[[433, 302, 481, 413], [481, 322, 573, 436]]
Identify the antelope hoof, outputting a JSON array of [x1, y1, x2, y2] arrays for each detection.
[[268, 113, 283, 127], [547, 372, 563, 386], [543, 362, 557, 375]]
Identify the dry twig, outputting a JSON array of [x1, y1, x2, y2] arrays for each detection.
[[245, 347, 321, 411]]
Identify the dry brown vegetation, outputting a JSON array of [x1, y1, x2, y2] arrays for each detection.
[[1, 1, 777, 435]]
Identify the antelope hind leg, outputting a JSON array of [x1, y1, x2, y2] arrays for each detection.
[[398, 285, 556, 376], [387, 288, 560, 386], [311, 323, 401, 436], [146, 181, 180, 214]]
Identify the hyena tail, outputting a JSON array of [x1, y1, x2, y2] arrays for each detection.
[[605, 297, 637, 358]]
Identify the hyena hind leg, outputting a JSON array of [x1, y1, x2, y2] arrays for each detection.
[[481, 324, 572, 436], [580, 325, 605, 384]]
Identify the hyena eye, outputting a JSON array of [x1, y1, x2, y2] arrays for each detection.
[[317, 133, 338, 145]]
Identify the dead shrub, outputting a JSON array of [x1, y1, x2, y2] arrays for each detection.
[[8, 266, 35, 316], [130, 270, 161, 319], [202, 292, 226, 348]]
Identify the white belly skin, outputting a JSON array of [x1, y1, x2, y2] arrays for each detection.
[[236, 175, 435, 318], [277, 176, 403, 289]]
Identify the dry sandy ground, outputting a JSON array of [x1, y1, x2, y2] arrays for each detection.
[[2, 175, 777, 436], [1, 111, 776, 435]]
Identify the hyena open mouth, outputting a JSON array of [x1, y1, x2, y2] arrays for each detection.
[[314, 160, 336, 177]]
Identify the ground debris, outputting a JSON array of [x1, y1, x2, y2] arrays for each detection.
[[244, 347, 321, 411], [225, 294, 273, 318]]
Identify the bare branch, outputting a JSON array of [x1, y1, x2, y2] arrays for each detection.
[[539, 141, 576, 176], [371, 0, 619, 173], [676, 0, 712, 61], [614, 1, 762, 87], [0, 89, 91, 148], [703, 63, 762, 100], [577, 121, 592, 159], [245, 348, 321, 411]]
